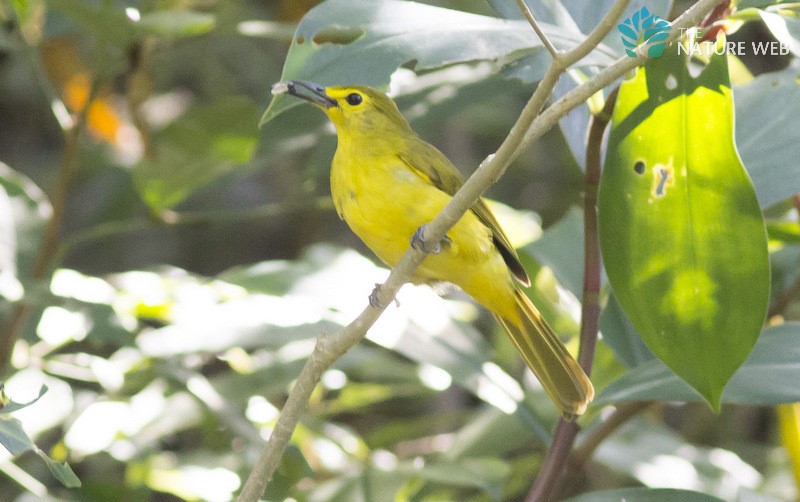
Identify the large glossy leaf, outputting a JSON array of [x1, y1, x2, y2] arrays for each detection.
[[261, 0, 617, 123], [597, 323, 800, 405], [735, 59, 800, 208], [598, 40, 770, 409]]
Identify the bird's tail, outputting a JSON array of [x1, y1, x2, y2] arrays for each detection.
[[495, 289, 594, 419]]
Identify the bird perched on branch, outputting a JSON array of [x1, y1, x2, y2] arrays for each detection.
[[274, 80, 593, 418]]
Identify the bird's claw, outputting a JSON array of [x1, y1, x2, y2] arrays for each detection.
[[410, 224, 450, 254], [369, 284, 400, 309], [369, 284, 383, 308]]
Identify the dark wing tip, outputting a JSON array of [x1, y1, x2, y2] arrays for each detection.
[[494, 235, 530, 287]]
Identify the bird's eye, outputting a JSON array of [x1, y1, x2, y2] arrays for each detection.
[[345, 93, 363, 106]]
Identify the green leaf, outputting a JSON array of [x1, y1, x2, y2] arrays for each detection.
[[0, 415, 34, 455], [564, 488, 725, 502], [0, 381, 80, 488], [38, 450, 81, 488], [735, 60, 800, 208], [0, 384, 48, 414], [598, 40, 770, 409], [261, 0, 616, 124], [599, 293, 655, 368], [756, 10, 800, 57], [767, 219, 800, 243], [443, 407, 537, 460], [597, 323, 800, 405], [46, 0, 134, 45], [590, 417, 763, 496], [133, 96, 259, 211], [410, 457, 510, 501], [525, 207, 584, 297]]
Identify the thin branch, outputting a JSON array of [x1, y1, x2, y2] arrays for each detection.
[[236, 0, 723, 499], [563, 0, 631, 68], [515, 0, 559, 58], [526, 420, 579, 502], [517, 0, 722, 158], [577, 85, 618, 374]]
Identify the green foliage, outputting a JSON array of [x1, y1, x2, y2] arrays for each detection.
[[599, 40, 770, 408], [0, 0, 799, 501], [598, 323, 800, 405], [134, 96, 260, 211], [735, 59, 800, 208], [0, 385, 80, 488], [261, 0, 617, 123]]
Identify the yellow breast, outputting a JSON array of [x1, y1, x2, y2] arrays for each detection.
[[329, 146, 516, 319]]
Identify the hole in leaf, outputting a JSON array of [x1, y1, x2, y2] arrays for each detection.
[[654, 168, 669, 195], [633, 160, 645, 174], [312, 27, 364, 45], [296, 35, 305, 44], [665, 74, 677, 90]]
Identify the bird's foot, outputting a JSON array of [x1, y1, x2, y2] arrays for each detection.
[[369, 284, 400, 309], [369, 284, 383, 308], [410, 224, 450, 254]]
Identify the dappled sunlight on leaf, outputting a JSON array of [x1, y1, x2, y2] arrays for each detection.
[[145, 460, 240, 502], [595, 417, 762, 500], [36, 306, 91, 346], [4, 369, 73, 440]]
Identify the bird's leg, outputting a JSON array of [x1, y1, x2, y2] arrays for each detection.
[[410, 224, 451, 254], [369, 283, 400, 309]]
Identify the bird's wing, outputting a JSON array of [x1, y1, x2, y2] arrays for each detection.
[[398, 141, 530, 286]]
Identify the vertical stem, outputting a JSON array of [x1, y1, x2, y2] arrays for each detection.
[[525, 88, 618, 502], [526, 420, 579, 502]]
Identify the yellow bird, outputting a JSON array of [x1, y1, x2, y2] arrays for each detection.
[[275, 80, 593, 418]]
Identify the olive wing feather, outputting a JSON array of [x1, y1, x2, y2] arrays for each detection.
[[397, 140, 530, 286]]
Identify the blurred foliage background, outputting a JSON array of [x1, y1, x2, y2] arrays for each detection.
[[0, 0, 799, 501]]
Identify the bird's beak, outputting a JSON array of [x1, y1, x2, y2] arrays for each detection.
[[271, 80, 338, 109]]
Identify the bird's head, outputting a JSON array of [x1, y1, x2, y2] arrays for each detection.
[[273, 80, 412, 136]]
